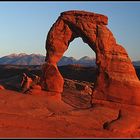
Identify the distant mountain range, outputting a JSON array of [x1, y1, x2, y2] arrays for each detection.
[[58, 56, 96, 66], [0, 53, 139, 67], [0, 53, 96, 66], [0, 53, 45, 65]]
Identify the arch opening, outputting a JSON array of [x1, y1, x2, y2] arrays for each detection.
[[58, 37, 98, 108], [64, 37, 96, 60], [58, 37, 98, 83]]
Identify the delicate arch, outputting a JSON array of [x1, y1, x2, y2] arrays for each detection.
[[41, 10, 140, 105]]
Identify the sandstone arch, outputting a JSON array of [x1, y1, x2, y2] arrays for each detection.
[[41, 10, 140, 105]]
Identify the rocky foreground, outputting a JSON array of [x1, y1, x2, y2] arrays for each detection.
[[0, 65, 140, 138], [0, 87, 139, 138]]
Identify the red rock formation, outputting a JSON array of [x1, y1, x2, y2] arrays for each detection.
[[41, 63, 64, 93], [42, 10, 140, 105]]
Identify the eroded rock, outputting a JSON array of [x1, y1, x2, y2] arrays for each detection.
[[64, 78, 93, 95], [41, 63, 64, 93], [42, 10, 140, 105], [62, 79, 93, 108]]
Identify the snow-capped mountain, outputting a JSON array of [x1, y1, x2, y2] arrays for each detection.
[[0, 53, 96, 66]]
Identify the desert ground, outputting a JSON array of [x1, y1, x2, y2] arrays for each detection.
[[0, 65, 140, 138]]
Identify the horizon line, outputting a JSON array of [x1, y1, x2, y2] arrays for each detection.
[[0, 52, 139, 61]]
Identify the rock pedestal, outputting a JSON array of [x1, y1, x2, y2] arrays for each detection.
[[41, 63, 64, 93]]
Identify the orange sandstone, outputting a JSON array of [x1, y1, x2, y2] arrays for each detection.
[[41, 10, 140, 105]]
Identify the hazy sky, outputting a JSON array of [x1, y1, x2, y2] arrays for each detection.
[[0, 2, 140, 60]]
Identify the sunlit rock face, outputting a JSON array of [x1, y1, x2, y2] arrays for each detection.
[[41, 10, 140, 105]]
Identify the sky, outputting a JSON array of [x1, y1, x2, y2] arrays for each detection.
[[0, 1, 140, 60]]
